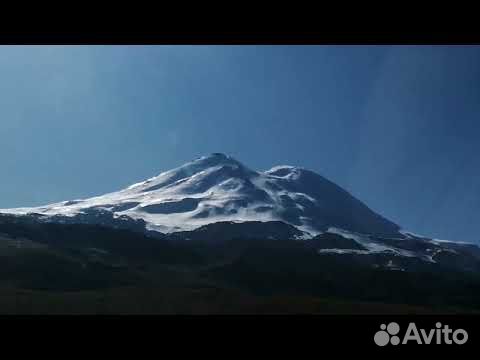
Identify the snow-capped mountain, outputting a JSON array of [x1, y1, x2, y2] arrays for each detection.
[[1, 153, 480, 274], [0, 153, 400, 237]]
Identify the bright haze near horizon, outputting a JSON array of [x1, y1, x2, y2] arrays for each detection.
[[0, 45, 479, 243]]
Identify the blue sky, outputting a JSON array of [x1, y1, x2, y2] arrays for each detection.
[[0, 45, 479, 242]]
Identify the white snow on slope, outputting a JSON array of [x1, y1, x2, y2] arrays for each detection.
[[400, 229, 473, 246], [0, 154, 329, 234], [327, 227, 417, 258]]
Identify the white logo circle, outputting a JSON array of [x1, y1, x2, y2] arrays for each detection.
[[374, 322, 401, 346]]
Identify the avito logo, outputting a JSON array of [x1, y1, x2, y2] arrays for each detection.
[[374, 322, 468, 346]]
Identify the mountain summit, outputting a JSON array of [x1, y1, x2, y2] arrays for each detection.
[[1, 154, 400, 236]]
